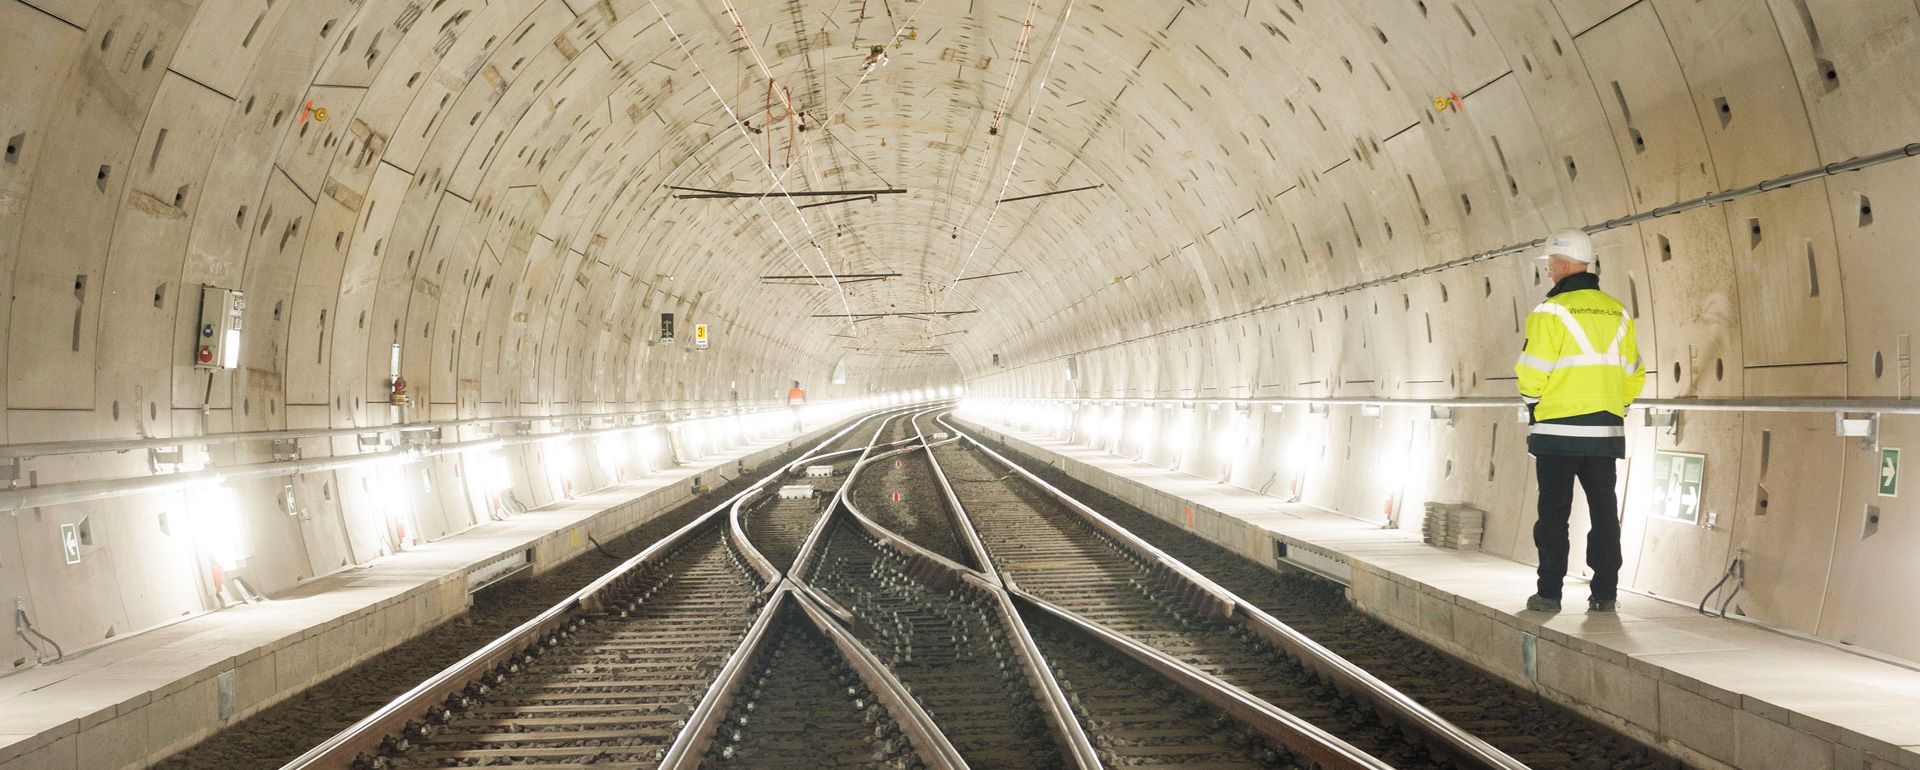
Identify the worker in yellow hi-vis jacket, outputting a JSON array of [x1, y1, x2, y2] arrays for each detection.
[[1514, 229, 1647, 614]]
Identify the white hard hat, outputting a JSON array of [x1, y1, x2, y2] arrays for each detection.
[[1537, 229, 1595, 263]]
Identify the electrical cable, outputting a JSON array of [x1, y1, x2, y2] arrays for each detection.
[[708, 0, 933, 327], [14, 603, 63, 663], [1698, 554, 1745, 617], [942, 0, 1075, 295], [647, 0, 860, 329]]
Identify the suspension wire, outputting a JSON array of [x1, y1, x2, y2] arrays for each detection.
[[941, 0, 1074, 295], [646, 0, 858, 328], [714, 0, 933, 328]]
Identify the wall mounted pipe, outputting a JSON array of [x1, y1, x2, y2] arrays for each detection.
[[0, 401, 908, 515], [980, 394, 1920, 417], [0, 399, 816, 460], [991, 139, 1920, 372]]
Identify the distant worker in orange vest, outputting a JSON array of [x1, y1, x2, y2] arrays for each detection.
[[787, 380, 807, 432]]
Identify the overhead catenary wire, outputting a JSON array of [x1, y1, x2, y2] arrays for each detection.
[[692, 0, 931, 332], [941, 0, 1075, 295], [644, 0, 858, 328], [723, 0, 933, 303]]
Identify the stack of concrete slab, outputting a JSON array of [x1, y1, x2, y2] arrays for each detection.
[[1421, 502, 1485, 551]]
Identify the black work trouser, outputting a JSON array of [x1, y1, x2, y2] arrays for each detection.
[[1533, 455, 1621, 601]]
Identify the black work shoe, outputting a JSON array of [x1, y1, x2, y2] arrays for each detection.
[[1526, 594, 1561, 612], [1588, 598, 1617, 612]]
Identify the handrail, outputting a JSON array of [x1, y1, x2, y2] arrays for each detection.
[[1011, 588, 1394, 770], [972, 394, 1920, 416], [939, 412, 1531, 770], [0, 399, 846, 460]]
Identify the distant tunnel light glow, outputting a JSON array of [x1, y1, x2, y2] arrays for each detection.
[[189, 483, 247, 571], [597, 433, 627, 475]]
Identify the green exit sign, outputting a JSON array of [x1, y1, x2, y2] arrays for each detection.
[[1881, 448, 1900, 498]]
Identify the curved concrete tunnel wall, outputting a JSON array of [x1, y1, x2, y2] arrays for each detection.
[[1, 0, 1917, 676]]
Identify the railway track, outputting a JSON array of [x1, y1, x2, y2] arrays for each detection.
[[959, 425, 1672, 769], [846, 433, 977, 569], [928, 412, 1525, 770], [699, 601, 929, 769], [383, 527, 763, 768], [737, 410, 911, 573], [1021, 606, 1308, 769], [804, 517, 1067, 768], [278, 410, 922, 770], [282, 402, 1659, 770]]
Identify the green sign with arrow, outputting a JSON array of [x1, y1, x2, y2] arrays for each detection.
[[1881, 447, 1900, 497]]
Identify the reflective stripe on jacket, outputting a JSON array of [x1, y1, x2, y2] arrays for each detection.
[[1515, 272, 1645, 456]]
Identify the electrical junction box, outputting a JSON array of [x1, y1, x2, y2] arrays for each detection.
[[777, 484, 815, 500], [804, 465, 833, 478], [194, 286, 245, 369]]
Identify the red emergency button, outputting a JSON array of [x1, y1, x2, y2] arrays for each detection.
[[197, 347, 213, 364]]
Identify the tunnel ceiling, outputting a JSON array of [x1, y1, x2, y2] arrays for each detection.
[[3, 0, 1912, 419]]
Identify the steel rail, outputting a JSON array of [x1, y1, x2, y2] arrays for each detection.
[[837, 441, 979, 580], [790, 589, 970, 770], [279, 479, 749, 769], [788, 406, 945, 580], [936, 411, 1533, 770], [913, 412, 1001, 581], [936, 411, 1239, 618], [803, 436, 1104, 770], [732, 408, 911, 584], [657, 588, 967, 770], [1010, 587, 1395, 770], [653, 587, 793, 770], [978, 394, 1920, 416], [792, 406, 1104, 768], [278, 411, 884, 769]]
